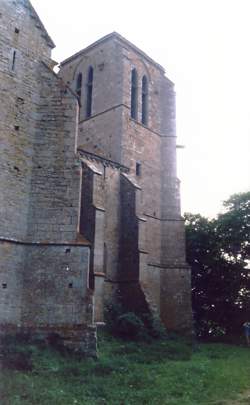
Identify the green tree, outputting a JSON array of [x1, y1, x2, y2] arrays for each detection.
[[217, 192, 250, 263], [185, 192, 250, 339]]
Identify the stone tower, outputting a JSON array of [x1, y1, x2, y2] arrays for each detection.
[[60, 33, 192, 333]]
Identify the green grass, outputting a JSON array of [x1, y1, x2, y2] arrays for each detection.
[[1, 333, 250, 405]]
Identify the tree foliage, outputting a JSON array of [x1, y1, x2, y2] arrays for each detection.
[[185, 192, 250, 339], [217, 192, 250, 262]]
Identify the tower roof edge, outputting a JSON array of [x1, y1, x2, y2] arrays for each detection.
[[60, 32, 165, 74]]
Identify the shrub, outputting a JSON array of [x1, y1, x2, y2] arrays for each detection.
[[104, 300, 166, 341], [116, 312, 145, 338]]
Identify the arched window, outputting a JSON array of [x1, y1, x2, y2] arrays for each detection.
[[131, 68, 138, 119], [76, 72, 82, 101], [86, 66, 94, 118], [141, 75, 148, 125]]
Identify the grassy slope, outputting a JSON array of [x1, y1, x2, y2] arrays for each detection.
[[1, 334, 250, 405]]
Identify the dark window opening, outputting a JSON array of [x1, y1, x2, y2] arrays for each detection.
[[15, 27, 19, 33], [86, 66, 94, 118], [68, 282, 73, 288], [11, 50, 16, 71], [136, 162, 141, 176], [76, 72, 82, 101], [142, 75, 148, 125], [2, 283, 7, 289], [131, 68, 138, 119], [14, 125, 19, 131]]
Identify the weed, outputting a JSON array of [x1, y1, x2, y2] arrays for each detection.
[[1, 335, 250, 404]]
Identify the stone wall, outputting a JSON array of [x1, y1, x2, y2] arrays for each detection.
[[0, 242, 24, 324], [27, 62, 81, 243], [0, 0, 53, 240], [0, 0, 96, 353], [21, 244, 91, 326]]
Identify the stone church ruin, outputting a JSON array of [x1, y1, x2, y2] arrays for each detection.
[[0, 0, 192, 354]]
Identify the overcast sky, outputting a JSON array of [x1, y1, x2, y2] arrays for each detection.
[[31, 0, 250, 217]]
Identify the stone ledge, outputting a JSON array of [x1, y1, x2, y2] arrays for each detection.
[[0, 237, 90, 246]]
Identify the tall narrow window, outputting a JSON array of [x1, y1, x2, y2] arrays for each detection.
[[76, 72, 82, 101], [11, 50, 16, 71], [136, 162, 141, 176], [86, 66, 93, 118], [131, 68, 138, 119], [141, 75, 148, 125]]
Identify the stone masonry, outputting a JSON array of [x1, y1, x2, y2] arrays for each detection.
[[0, 0, 192, 353], [0, 0, 96, 354]]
